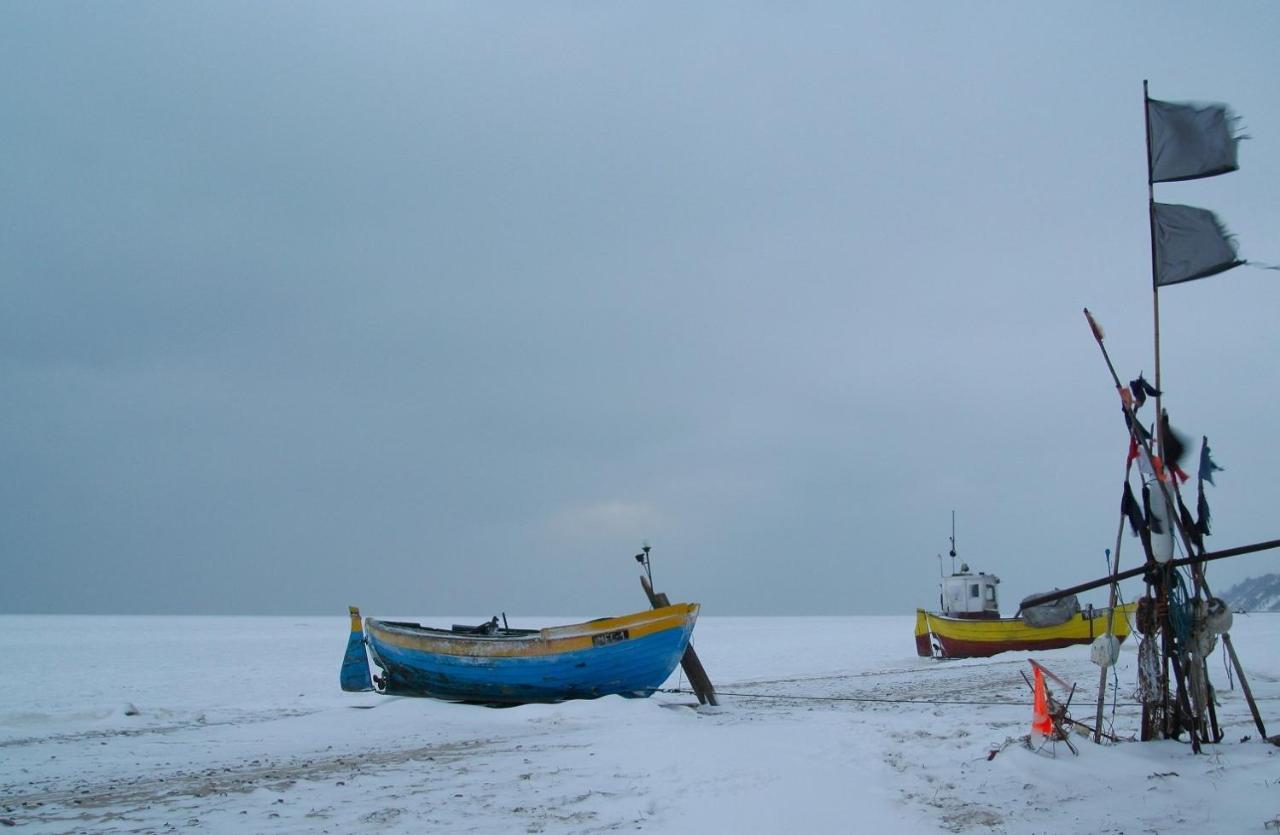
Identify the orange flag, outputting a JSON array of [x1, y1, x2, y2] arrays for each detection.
[[1031, 665, 1053, 737]]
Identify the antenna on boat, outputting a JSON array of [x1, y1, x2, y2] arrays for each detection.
[[948, 511, 958, 575], [634, 542, 653, 588], [935, 553, 945, 610]]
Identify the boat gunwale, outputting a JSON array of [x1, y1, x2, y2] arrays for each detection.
[[916, 600, 1137, 629], [365, 603, 700, 659]]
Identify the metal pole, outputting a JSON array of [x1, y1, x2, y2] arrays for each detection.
[[1094, 517, 1127, 743]]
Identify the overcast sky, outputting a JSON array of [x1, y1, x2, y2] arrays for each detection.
[[4, 3, 1280, 617]]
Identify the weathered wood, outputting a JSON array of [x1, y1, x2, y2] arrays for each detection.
[[1204, 658, 1224, 743], [1222, 633, 1268, 740], [639, 574, 663, 608], [1085, 307, 1241, 744], [1167, 644, 1201, 752], [1159, 575, 1175, 741], [1016, 537, 1280, 612], [641, 576, 718, 706]]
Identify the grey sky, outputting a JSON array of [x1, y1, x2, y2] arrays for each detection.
[[4, 3, 1279, 616]]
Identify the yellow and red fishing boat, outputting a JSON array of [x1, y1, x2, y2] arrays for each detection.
[[915, 598, 1137, 659], [916, 553, 1136, 660], [915, 520, 1135, 659]]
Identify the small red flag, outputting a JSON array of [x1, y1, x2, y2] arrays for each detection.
[[1031, 665, 1053, 737]]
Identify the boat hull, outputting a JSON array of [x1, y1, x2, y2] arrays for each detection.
[[915, 602, 1136, 659], [362, 604, 699, 704]]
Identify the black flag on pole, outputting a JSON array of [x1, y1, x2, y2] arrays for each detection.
[[1196, 487, 1213, 537], [1178, 496, 1204, 550], [1153, 203, 1244, 287], [1195, 436, 1222, 538], [1121, 482, 1145, 537], [1147, 98, 1242, 183], [1198, 436, 1224, 486], [1129, 374, 1161, 410], [1160, 411, 1188, 470]]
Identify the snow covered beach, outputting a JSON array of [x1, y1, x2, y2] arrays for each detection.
[[4, 613, 1280, 833]]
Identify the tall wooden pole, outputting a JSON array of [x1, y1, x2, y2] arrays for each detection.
[[1144, 80, 1162, 451], [1143, 79, 1179, 740], [1079, 312, 1133, 743]]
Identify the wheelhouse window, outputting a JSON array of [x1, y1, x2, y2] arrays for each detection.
[[985, 586, 996, 603], [970, 584, 980, 598]]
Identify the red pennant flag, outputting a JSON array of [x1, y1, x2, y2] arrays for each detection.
[[1031, 665, 1053, 737]]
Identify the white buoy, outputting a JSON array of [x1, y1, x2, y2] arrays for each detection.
[[1147, 482, 1175, 563], [1091, 634, 1120, 668]]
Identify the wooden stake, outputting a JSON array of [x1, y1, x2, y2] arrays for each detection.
[[641, 575, 718, 706], [1204, 657, 1223, 743], [1094, 515, 1127, 744], [1222, 633, 1268, 740], [1167, 641, 1201, 752]]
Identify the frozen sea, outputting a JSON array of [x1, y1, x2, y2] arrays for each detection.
[[3, 613, 1280, 833]]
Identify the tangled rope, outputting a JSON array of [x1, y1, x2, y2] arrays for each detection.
[[1168, 568, 1195, 653]]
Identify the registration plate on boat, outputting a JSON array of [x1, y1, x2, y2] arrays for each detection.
[[592, 629, 630, 647]]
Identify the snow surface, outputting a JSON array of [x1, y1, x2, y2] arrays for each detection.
[[4, 613, 1280, 833]]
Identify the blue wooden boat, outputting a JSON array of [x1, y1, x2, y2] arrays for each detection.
[[340, 603, 700, 704]]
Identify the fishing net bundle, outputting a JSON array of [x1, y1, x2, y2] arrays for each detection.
[[1136, 635, 1163, 705]]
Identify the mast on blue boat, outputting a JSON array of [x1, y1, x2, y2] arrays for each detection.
[[634, 542, 653, 589]]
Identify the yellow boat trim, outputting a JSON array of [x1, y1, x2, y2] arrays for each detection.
[[368, 603, 699, 659], [914, 601, 1137, 643]]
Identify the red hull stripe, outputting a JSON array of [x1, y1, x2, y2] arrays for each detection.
[[936, 632, 1128, 659]]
